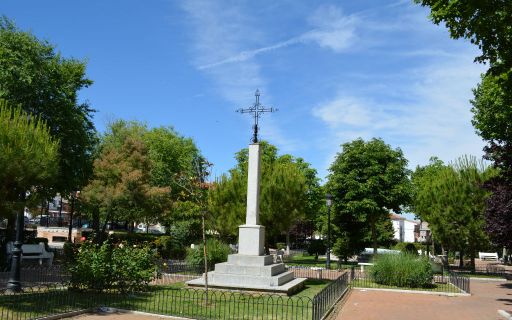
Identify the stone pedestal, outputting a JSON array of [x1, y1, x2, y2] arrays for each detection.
[[187, 143, 306, 294]]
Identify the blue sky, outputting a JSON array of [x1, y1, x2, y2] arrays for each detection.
[[3, 0, 486, 181]]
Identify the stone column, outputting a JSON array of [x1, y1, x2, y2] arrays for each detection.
[[245, 143, 261, 225], [238, 143, 265, 256]]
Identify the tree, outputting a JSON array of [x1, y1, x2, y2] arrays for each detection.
[[81, 130, 171, 238], [484, 181, 512, 250], [0, 99, 59, 218], [208, 142, 311, 250], [413, 156, 496, 269], [414, 1, 512, 70], [0, 17, 96, 197], [326, 138, 411, 256]]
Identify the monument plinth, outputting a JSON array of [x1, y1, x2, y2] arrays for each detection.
[[187, 142, 306, 294]]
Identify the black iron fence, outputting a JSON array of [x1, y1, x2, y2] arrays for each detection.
[[447, 263, 509, 278], [0, 265, 69, 288], [448, 271, 470, 293], [0, 285, 314, 320], [312, 273, 349, 320], [0, 263, 351, 320], [349, 267, 470, 294]]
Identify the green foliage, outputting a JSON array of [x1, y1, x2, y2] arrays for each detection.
[[0, 100, 59, 217], [414, 0, 511, 69], [0, 18, 96, 195], [326, 138, 412, 258], [153, 235, 186, 260], [186, 238, 230, 266], [307, 240, 326, 260], [371, 254, 433, 288], [69, 241, 157, 292], [209, 142, 314, 244], [393, 242, 421, 255], [82, 124, 172, 232], [413, 155, 496, 265]]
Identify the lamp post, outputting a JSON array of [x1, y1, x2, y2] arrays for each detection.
[[326, 193, 332, 270], [6, 196, 25, 293]]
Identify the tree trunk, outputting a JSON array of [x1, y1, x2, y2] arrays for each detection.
[[371, 220, 377, 255], [459, 249, 464, 268], [67, 195, 75, 242], [201, 212, 209, 305], [285, 231, 290, 255]]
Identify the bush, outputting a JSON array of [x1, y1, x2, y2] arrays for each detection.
[[393, 242, 421, 254], [186, 238, 230, 267], [153, 236, 186, 260], [371, 254, 433, 288], [69, 241, 157, 292], [307, 240, 326, 260]]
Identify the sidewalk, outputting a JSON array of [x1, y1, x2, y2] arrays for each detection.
[[337, 280, 512, 320]]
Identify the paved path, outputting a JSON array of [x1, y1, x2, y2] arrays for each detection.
[[337, 280, 512, 320]]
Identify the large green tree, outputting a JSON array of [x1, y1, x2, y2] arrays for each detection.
[[82, 120, 203, 235], [0, 18, 96, 197], [208, 142, 312, 249], [0, 100, 59, 219], [326, 138, 411, 257], [413, 156, 496, 269]]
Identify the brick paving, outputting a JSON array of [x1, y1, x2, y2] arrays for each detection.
[[337, 280, 512, 320]]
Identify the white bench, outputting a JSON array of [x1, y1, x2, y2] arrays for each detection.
[[478, 252, 498, 261], [358, 262, 374, 272], [6, 242, 54, 266]]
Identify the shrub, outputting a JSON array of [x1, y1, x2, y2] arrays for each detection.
[[153, 235, 186, 260], [371, 254, 433, 288], [307, 240, 326, 260], [402, 243, 419, 255], [186, 238, 230, 267], [69, 241, 157, 292]]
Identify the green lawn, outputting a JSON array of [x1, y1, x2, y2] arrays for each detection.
[[286, 254, 356, 269], [350, 279, 462, 293], [0, 280, 329, 320]]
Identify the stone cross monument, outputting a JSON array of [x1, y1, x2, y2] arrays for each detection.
[[187, 90, 306, 294]]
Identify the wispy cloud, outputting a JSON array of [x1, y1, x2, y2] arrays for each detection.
[[197, 5, 358, 70], [312, 50, 486, 170]]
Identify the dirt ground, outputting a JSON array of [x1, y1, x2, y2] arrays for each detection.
[[337, 280, 512, 320]]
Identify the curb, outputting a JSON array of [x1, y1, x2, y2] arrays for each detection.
[[97, 307, 192, 320], [354, 287, 470, 297], [470, 277, 508, 282], [498, 309, 512, 320]]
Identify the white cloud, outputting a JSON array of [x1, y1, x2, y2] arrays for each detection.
[[196, 4, 358, 70], [312, 51, 486, 170]]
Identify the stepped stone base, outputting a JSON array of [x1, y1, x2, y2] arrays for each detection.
[[186, 254, 306, 295]]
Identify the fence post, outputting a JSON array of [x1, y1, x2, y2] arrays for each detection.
[[350, 265, 355, 281]]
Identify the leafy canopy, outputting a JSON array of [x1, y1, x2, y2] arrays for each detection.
[[326, 138, 412, 257], [0, 100, 59, 215], [0, 17, 96, 194]]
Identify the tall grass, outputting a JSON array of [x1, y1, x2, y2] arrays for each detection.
[[371, 254, 433, 288]]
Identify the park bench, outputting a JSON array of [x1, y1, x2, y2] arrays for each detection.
[[6, 242, 54, 266], [478, 252, 498, 261]]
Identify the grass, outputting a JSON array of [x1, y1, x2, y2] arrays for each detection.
[[350, 278, 460, 293], [286, 254, 356, 269], [0, 279, 329, 320]]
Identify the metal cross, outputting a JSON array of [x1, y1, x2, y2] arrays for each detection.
[[236, 89, 277, 143]]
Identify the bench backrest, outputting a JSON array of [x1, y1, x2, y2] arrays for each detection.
[[6, 242, 46, 255], [478, 252, 498, 259], [22, 244, 44, 255]]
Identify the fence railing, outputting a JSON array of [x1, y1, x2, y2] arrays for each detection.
[[312, 273, 349, 320], [447, 264, 508, 277], [349, 267, 470, 294], [0, 266, 351, 320], [0, 265, 70, 288], [448, 271, 470, 293]]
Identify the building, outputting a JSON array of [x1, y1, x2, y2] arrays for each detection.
[[390, 214, 419, 243]]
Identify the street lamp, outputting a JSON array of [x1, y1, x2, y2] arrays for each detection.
[[6, 196, 26, 293], [326, 193, 332, 270]]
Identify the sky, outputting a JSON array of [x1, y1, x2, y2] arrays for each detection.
[[3, 0, 487, 181]]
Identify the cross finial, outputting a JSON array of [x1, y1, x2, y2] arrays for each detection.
[[236, 89, 277, 143]]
